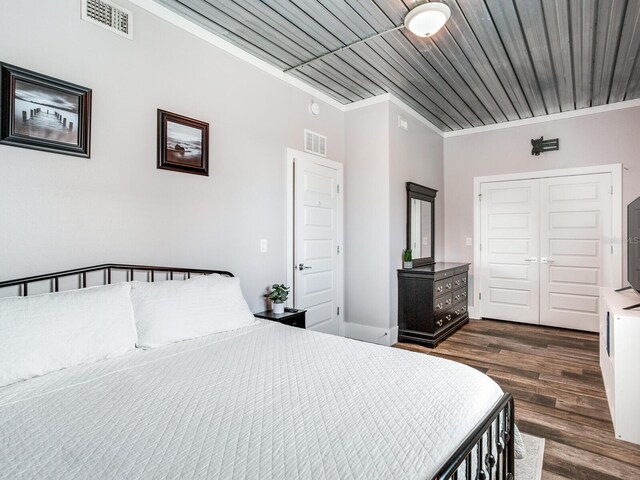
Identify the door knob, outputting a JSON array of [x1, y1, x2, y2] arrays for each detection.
[[541, 258, 554, 264], [524, 257, 538, 263], [298, 264, 312, 270]]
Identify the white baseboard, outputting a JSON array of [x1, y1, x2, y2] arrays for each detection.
[[468, 305, 480, 320], [344, 322, 393, 346]]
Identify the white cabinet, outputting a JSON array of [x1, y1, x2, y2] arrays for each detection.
[[600, 288, 640, 445]]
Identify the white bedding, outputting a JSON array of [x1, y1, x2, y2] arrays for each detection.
[[0, 321, 503, 480]]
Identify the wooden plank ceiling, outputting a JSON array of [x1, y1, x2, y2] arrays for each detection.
[[154, 0, 640, 132]]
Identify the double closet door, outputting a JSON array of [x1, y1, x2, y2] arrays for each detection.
[[480, 173, 613, 332]]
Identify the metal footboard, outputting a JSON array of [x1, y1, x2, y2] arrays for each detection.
[[434, 393, 515, 480]]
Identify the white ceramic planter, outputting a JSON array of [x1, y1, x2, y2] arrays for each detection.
[[403, 261, 413, 269], [273, 302, 285, 314]]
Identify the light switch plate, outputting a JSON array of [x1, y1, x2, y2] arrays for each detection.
[[466, 237, 473, 246], [260, 239, 268, 253]]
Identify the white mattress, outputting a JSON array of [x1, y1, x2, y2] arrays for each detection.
[[0, 321, 503, 480]]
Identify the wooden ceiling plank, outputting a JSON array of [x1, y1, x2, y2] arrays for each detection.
[[401, 33, 495, 125], [345, 0, 397, 32], [541, 0, 574, 111], [456, 0, 532, 118], [427, 31, 509, 123], [173, 0, 303, 66], [592, 0, 627, 106], [609, 1, 640, 102], [361, 40, 472, 128], [154, 0, 291, 69], [259, 0, 345, 51], [368, 0, 408, 27], [284, 0, 361, 45], [300, 61, 372, 100], [435, 1, 520, 121], [570, 0, 596, 109], [625, 51, 640, 99], [384, 32, 486, 126], [486, 0, 548, 116], [320, 55, 387, 96], [313, 0, 378, 39], [514, 0, 561, 114], [240, 0, 332, 55], [337, 49, 454, 130], [287, 69, 353, 104]]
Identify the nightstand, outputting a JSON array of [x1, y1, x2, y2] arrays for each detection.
[[254, 308, 306, 329]]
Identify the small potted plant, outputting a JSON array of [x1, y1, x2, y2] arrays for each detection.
[[264, 283, 290, 314], [403, 249, 413, 269]]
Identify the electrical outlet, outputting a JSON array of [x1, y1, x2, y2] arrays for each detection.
[[466, 237, 472, 246], [260, 239, 268, 253]]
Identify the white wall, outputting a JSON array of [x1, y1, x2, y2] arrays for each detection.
[[344, 101, 445, 344], [388, 103, 444, 331], [444, 107, 640, 308], [0, 0, 344, 311], [344, 102, 390, 337]]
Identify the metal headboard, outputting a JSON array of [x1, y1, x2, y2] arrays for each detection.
[[0, 264, 234, 297]]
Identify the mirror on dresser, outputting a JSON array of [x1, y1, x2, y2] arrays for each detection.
[[406, 182, 437, 266]]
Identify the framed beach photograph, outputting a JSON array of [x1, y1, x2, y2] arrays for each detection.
[[157, 109, 209, 176], [0, 62, 92, 157]]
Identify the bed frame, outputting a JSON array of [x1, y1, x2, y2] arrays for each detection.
[[0, 263, 515, 480]]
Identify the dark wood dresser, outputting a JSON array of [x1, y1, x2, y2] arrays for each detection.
[[398, 262, 470, 348]]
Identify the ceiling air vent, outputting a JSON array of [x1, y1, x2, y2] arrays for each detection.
[[81, 0, 132, 39], [304, 129, 327, 157]]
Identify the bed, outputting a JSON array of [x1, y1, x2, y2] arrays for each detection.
[[0, 264, 514, 480]]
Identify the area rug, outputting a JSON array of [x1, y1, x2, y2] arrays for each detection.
[[516, 433, 545, 480]]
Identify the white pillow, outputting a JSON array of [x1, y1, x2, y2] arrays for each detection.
[[0, 282, 137, 387], [130, 275, 258, 348]]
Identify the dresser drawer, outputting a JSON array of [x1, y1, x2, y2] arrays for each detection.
[[434, 293, 453, 313], [435, 278, 454, 296], [452, 302, 468, 318], [434, 311, 454, 330], [452, 289, 467, 304], [452, 273, 467, 291]]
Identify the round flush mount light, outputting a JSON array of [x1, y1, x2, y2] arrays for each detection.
[[404, 2, 451, 37]]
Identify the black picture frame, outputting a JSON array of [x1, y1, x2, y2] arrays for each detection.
[[157, 109, 209, 176], [0, 62, 92, 158]]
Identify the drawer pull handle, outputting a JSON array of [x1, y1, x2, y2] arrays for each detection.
[[462, 278, 467, 284], [462, 306, 467, 312], [446, 283, 452, 289], [462, 292, 467, 298], [455, 295, 460, 301], [446, 299, 451, 305], [454, 280, 460, 286], [445, 315, 452, 321], [436, 303, 443, 310], [437, 286, 443, 293], [436, 319, 443, 327]]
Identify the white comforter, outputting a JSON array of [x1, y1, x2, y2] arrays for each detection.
[[0, 321, 503, 480]]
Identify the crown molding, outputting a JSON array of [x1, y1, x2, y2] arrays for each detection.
[[444, 98, 640, 138]]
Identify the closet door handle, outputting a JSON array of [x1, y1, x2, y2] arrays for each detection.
[[541, 258, 554, 264], [524, 257, 538, 263]]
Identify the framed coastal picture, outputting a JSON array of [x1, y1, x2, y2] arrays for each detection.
[[157, 109, 209, 176], [0, 62, 92, 157]]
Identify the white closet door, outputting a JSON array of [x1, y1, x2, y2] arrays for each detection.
[[539, 174, 612, 331], [480, 180, 540, 324]]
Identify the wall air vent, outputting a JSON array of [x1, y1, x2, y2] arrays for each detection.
[[81, 0, 132, 39], [304, 129, 327, 157]]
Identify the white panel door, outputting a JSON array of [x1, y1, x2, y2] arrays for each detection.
[[480, 180, 540, 324], [539, 174, 612, 331], [294, 154, 343, 335]]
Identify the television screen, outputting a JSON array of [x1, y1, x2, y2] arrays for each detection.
[[629, 196, 640, 293]]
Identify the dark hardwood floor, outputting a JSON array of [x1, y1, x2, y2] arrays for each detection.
[[396, 319, 640, 480]]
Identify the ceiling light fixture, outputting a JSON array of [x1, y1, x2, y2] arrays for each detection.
[[404, 2, 451, 37]]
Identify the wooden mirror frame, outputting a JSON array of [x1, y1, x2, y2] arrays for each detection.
[[406, 182, 437, 266]]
